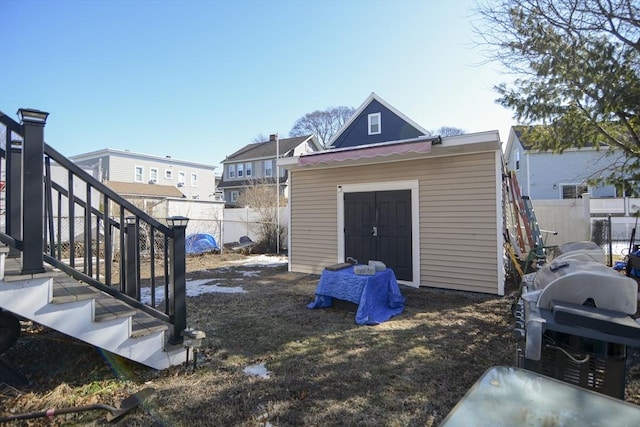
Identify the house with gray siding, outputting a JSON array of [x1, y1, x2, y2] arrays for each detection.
[[217, 135, 321, 207], [71, 149, 219, 202], [504, 126, 625, 200]]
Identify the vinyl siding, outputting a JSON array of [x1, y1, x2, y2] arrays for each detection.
[[289, 151, 500, 294]]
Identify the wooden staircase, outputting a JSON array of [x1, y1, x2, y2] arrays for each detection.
[[0, 247, 187, 370]]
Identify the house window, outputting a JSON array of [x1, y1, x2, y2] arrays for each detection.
[[178, 171, 186, 187], [515, 150, 520, 171], [237, 163, 244, 178], [165, 169, 173, 180], [245, 162, 252, 177], [561, 184, 589, 199], [230, 191, 239, 202], [264, 160, 273, 177], [134, 166, 143, 182], [228, 164, 235, 179], [191, 173, 197, 187], [368, 113, 381, 135], [149, 168, 158, 183]]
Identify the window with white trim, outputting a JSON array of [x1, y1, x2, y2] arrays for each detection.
[[264, 160, 272, 177], [561, 184, 589, 199], [237, 163, 244, 178], [149, 168, 158, 183], [245, 162, 252, 177], [515, 150, 520, 171], [134, 166, 143, 182], [164, 169, 173, 180], [230, 191, 239, 202], [178, 171, 186, 187], [191, 172, 197, 187], [368, 112, 381, 135], [228, 164, 235, 178]]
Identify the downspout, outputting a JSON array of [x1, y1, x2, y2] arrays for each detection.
[[526, 152, 531, 197]]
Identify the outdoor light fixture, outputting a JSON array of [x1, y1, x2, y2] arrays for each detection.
[[17, 108, 49, 124], [125, 216, 136, 225], [181, 327, 206, 369], [553, 183, 558, 189], [167, 216, 189, 227]]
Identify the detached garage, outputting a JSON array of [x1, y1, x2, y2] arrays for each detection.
[[279, 93, 505, 295]]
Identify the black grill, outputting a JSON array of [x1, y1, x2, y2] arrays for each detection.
[[514, 255, 640, 399]]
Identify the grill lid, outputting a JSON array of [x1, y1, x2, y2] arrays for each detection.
[[532, 260, 637, 314]]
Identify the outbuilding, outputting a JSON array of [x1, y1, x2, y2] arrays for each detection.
[[279, 93, 505, 295]]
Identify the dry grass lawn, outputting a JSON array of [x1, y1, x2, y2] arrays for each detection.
[[1, 252, 639, 426]]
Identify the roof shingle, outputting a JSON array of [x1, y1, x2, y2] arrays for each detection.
[[105, 180, 185, 198], [224, 135, 313, 162]]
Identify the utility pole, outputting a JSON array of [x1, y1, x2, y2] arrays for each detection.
[[271, 133, 280, 254]]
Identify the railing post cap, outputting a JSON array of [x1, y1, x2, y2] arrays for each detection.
[[167, 216, 189, 227], [17, 108, 49, 124]]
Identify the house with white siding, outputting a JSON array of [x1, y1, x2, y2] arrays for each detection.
[[71, 149, 219, 202], [280, 93, 505, 295], [503, 126, 626, 200]]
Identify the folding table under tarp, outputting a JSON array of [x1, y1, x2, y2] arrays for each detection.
[[306, 267, 405, 325]]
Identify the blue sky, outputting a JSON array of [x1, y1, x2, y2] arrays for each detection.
[[2, 0, 515, 170]]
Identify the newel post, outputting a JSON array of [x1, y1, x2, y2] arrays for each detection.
[[18, 108, 48, 274], [167, 216, 188, 344]]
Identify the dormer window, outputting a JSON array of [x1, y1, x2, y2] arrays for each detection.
[[368, 113, 381, 135]]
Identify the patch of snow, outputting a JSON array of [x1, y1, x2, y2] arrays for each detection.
[[138, 255, 285, 305], [140, 278, 246, 304], [189, 283, 247, 296], [240, 270, 261, 277], [231, 255, 288, 267], [243, 363, 271, 379]]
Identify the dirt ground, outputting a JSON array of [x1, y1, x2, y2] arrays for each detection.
[[1, 252, 639, 426]]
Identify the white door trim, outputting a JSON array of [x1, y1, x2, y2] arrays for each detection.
[[337, 180, 420, 287]]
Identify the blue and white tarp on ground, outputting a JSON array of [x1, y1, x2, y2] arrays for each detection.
[[186, 233, 219, 254], [307, 266, 405, 325]]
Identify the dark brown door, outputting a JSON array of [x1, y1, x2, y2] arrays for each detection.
[[344, 190, 412, 281]]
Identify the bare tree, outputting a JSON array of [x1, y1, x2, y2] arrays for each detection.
[[252, 133, 269, 143], [236, 179, 286, 253], [430, 126, 465, 137], [290, 106, 356, 148]]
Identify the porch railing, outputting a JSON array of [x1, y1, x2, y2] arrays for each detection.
[[0, 109, 186, 344]]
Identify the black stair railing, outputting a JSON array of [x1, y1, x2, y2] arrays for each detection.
[[0, 109, 186, 344]]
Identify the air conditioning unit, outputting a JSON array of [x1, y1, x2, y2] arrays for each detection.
[[177, 182, 184, 187]]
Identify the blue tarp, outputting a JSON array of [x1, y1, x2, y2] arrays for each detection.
[[186, 233, 219, 254], [307, 266, 405, 325], [615, 249, 640, 276]]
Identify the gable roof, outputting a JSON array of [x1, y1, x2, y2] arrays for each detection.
[[105, 180, 185, 198], [328, 92, 429, 148], [223, 135, 318, 163]]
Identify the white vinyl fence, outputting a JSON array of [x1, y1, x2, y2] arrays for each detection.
[[222, 207, 289, 246]]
